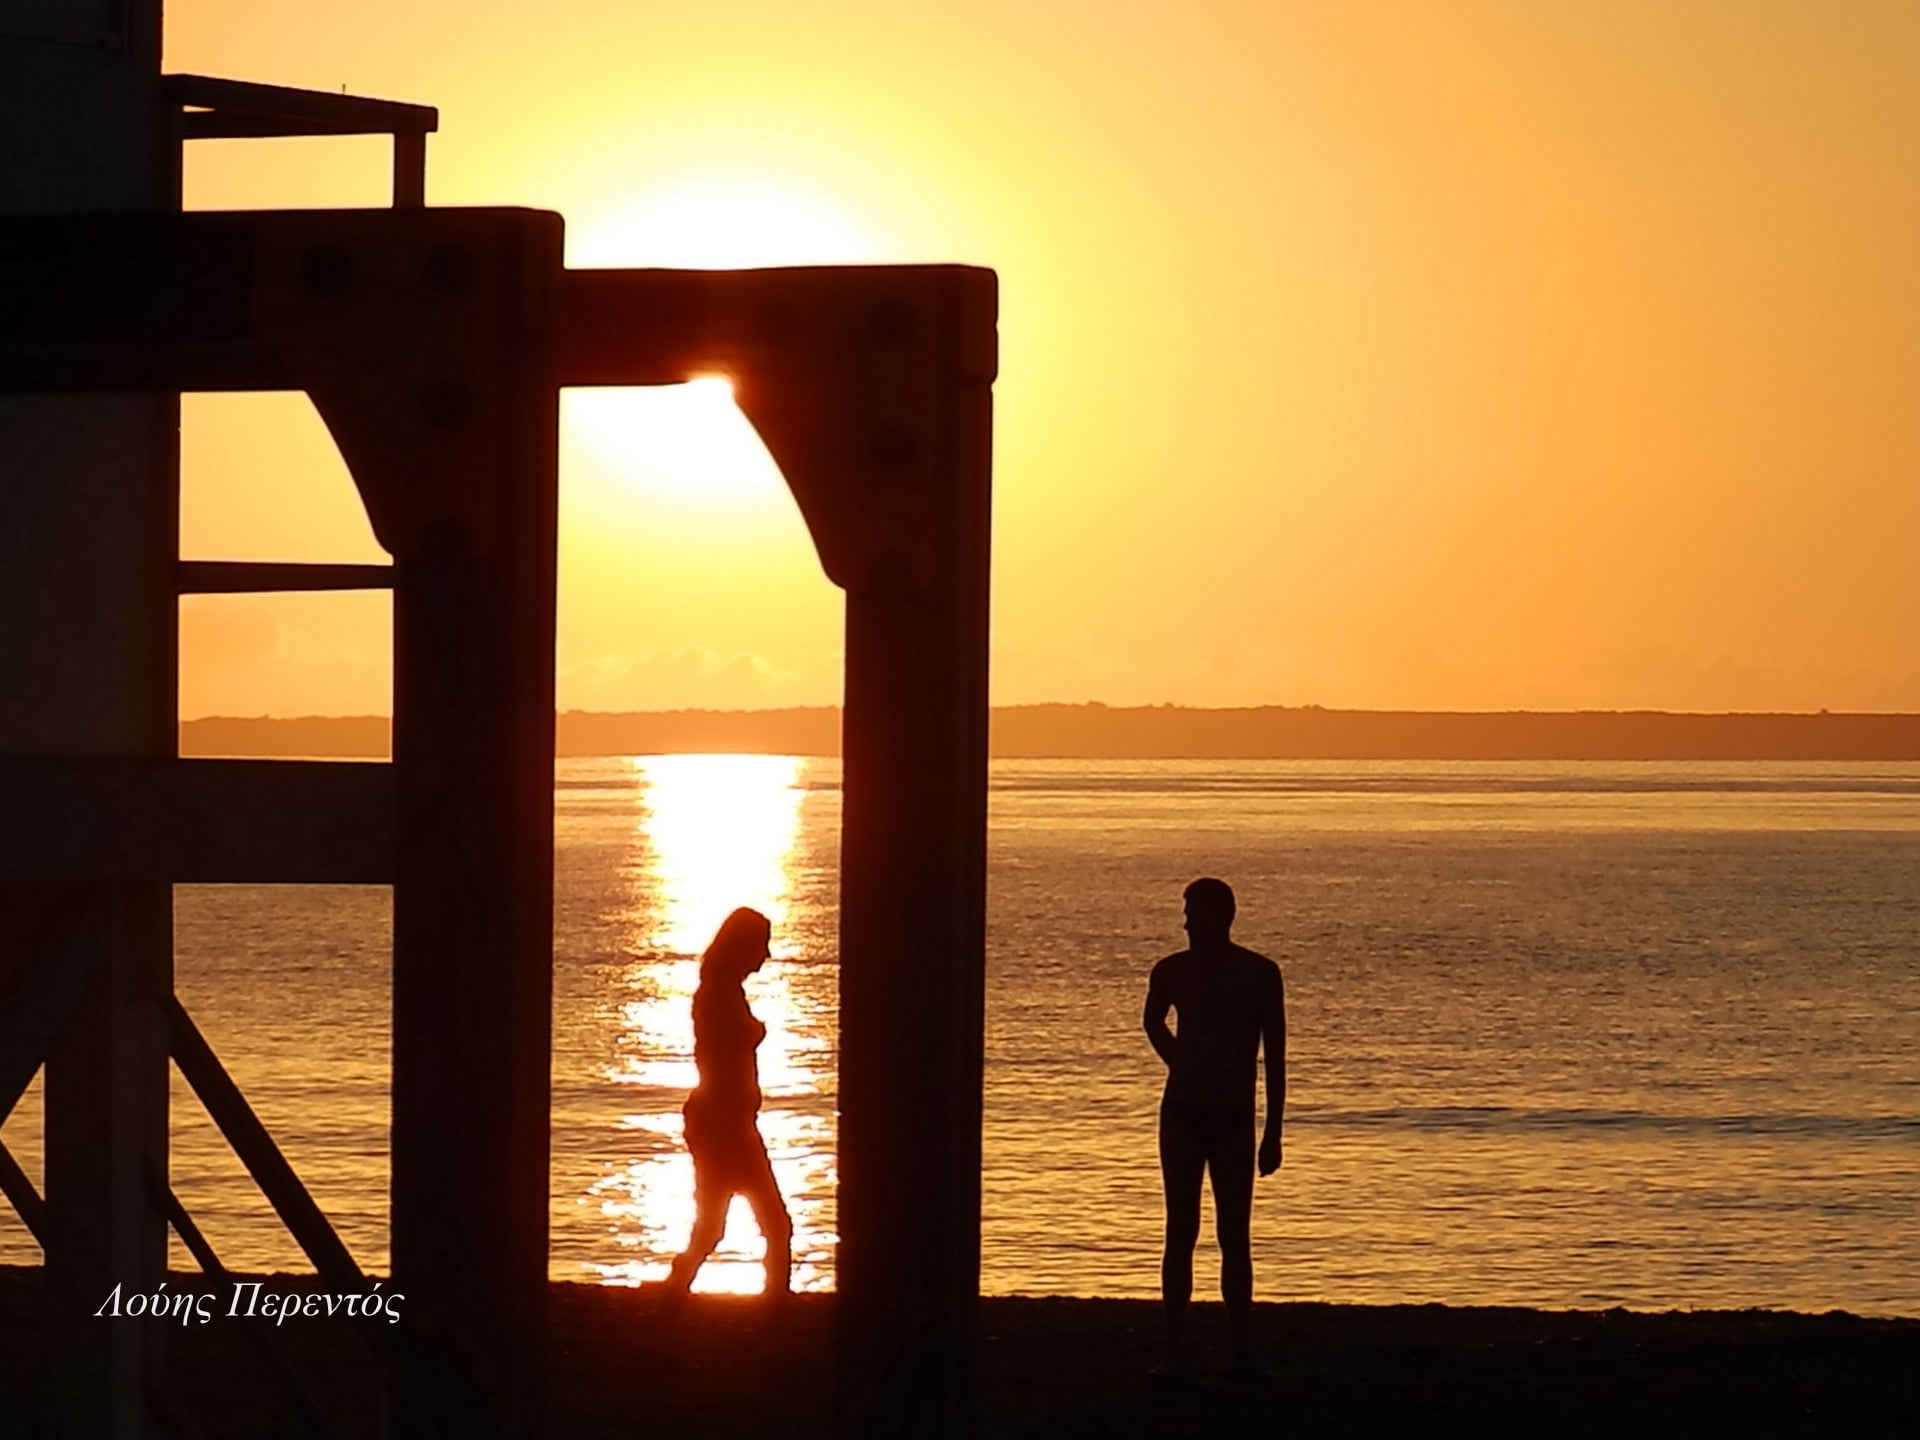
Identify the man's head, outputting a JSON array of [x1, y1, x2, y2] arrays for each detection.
[[1182, 877, 1235, 945]]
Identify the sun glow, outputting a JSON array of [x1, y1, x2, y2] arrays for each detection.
[[565, 375, 788, 505], [564, 185, 876, 506], [571, 185, 877, 271], [560, 374, 787, 503]]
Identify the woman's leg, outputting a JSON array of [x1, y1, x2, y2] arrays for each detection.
[[741, 1137, 793, 1295], [666, 1161, 731, 1294]]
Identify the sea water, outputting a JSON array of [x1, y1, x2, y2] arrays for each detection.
[[3, 758, 1915, 1314]]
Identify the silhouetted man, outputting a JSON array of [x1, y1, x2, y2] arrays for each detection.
[[1143, 877, 1285, 1376]]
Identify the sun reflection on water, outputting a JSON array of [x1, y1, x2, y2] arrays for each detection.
[[634, 753, 806, 955], [586, 753, 836, 1294]]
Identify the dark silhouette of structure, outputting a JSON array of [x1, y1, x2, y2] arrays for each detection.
[[1, 6, 994, 1435], [664, 907, 793, 1299], [1143, 878, 1286, 1376]]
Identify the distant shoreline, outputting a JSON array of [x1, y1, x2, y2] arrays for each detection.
[[179, 705, 1920, 761]]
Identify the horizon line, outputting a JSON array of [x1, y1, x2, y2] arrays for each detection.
[[180, 703, 1920, 721]]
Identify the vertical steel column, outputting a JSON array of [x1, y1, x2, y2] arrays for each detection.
[[376, 222, 562, 1437], [823, 286, 995, 1437], [0, 5, 175, 1436], [836, 574, 991, 1435]]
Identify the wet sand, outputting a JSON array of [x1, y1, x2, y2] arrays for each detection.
[[2, 1267, 1914, 1437]]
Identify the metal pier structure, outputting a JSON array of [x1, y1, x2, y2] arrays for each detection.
[[1, 5, 995, 1434]]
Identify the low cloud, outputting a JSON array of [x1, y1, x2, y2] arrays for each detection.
[[559, 647, 841, 711]]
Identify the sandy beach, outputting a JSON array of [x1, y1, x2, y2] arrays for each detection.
[[2, 1268, 1914, 1437]]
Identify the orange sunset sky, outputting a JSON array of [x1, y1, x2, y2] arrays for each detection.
[[166, 1, 1920, 718]]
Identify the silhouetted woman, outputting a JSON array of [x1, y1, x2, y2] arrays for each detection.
[[663, 906, 793, 1297]]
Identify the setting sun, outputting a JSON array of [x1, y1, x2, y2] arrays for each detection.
[[562, 186, 875, 511], [565, 375, 787, 505], [570, 184, 876, 270]]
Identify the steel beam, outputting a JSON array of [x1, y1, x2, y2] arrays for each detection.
[[167, 74, 437, 140], [3, 7, 176, 1434], [0, 756, 394, 885], [41, 883, 172, 1439], [176, 560, 394, 592]]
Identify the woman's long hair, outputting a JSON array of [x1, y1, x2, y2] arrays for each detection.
[[700, 907, 772, 982]]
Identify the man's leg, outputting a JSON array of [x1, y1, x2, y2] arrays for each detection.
[[1157, 1108, 1206, 1371], [1207, 1119, 1258, 1370]]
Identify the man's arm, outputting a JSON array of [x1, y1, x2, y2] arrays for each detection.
[[1143, 965, 1177, 1067], [1258, 968, 1286, 1176]]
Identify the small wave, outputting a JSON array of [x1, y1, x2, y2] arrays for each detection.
[[989, 773, 1920, 800], [1292, 1104, 1920, 1142]]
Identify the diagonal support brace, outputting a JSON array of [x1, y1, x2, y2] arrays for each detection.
[[0, 1137, 47, 1247], [167, 998, 367, 1298]]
